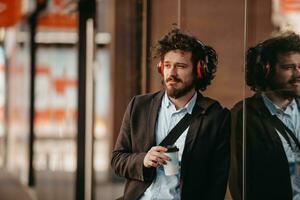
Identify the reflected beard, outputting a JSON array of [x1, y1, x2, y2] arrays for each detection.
[[281, 89, 300, 98], [268, 78, 300, 98], [274, 90, 300, 99]]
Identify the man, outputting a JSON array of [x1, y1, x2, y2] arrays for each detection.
[[111, 29, 230, 200], [230, 33, 300, 200]]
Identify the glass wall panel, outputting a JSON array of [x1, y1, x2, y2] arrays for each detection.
[[0, 45, 5, 168], [239, 0, 300, 200], [229, 1, 275, 199]]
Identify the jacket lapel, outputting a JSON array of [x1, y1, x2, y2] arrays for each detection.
[[182, 93, 216, 167], [147, 91, 164, 148], [297, 98, 300, 109], [182, 104, 204, 156], [247, 94, 288, 158]]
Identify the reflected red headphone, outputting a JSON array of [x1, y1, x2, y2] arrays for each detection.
[[255, 45, 271, 78], [256, 53, 271, 78], [157, 59, 207, 80], [264, 63, 271, 78]]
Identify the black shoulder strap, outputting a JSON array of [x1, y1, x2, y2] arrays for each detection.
[[159, 97, 216, 147], [269, 115, 300, 150], [159, 111, 194, 147]]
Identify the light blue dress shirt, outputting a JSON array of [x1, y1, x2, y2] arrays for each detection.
[[139, 92, 197, 200], [262, 94, 300, 199]]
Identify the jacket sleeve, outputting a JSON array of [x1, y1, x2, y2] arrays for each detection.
[[207, 108, 231, 199], [229, 105, 243, 200], [111, 97, 155, 182]]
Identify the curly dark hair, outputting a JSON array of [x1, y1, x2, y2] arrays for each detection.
[[246, 32, 300, 92], [153, 28, 218, 91]]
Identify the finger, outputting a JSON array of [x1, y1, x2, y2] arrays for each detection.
[[148, 160, 158, 168], [157, 158, 167, 165], [149, 155, 161, 162], [150, 155, 169, 166], [144, 155, 157, 168], [159, 160, 167, 165], [162, 154, 171, 161], [150, 151, 164, 157], [151, 146, 168, 152], [150, 151, 170, 161]]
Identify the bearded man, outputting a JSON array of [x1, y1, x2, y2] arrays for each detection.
[[111, 28, 230, 200]]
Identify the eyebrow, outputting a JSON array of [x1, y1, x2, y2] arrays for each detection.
[[279, 63, 295, 66], [164, 61, 189, 65], [279, 63, 300, 66], [278, 63, 300, 69]]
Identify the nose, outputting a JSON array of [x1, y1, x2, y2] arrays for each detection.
[[168, 65, 177, 76], [295, 65, 300, 76]]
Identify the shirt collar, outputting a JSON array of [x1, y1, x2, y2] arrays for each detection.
[[162, 92, 197, 114], [261, 92, 298, 116]]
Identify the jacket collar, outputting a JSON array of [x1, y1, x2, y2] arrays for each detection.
[[194, 92, 217, 114], [246, 93, 272, 117], [162, 92, 197, 115], [147, 90, 217, 147]]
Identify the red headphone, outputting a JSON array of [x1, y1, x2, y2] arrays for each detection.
[[264, 63, 271, 78], [157, 59, 207, 80]]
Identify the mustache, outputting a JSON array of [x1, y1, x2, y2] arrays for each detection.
[[166, 76, 182, 83], [264, 89, 297, 93], [289, 78, 300, 84], [264, 86, 300, 94]]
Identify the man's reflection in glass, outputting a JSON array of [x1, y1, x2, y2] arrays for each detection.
[[230, 32, 300, 200]]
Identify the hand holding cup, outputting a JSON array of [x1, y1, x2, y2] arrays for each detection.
[[143, 146, 170, 168]]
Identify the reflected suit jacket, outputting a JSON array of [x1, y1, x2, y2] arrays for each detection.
[[111, 91, 230, 200], [229, 94, 300, 200]]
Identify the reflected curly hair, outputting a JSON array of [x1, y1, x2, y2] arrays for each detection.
[[246, 32, 300, 92], [153, 28, 218, 91]]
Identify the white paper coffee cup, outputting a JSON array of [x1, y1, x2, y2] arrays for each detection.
[[163, 146, 179, 176]]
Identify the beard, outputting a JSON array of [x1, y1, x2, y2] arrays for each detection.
[[165, 75, 195, 99], [268, 77, 300, 98]]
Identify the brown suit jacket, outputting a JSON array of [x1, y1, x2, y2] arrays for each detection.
[[111, 91, 230, 200]]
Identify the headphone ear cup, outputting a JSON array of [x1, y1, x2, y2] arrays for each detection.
[[157, 61, 164, 75], [197, 60, 204, 79], [264, 63, 270, 78]]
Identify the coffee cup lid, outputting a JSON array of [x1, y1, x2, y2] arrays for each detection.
[[166, 145, 179, 152]]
